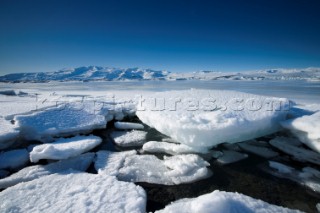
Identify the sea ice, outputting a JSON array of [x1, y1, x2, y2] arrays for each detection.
[[142, 141, 207, 155], [15, 104, 107, 142], [137, 89, 288, 150], [0, 149, 29, 170], [114, 121, 144, 130], [238, 142, 279, 158], [269, 137, 320, 165], [95, 151, 211, 185], [30, 135, 102, 162], [0, 152, 94, 189], [0, 118, 19, 149], [217, 150, 248, 164], [155, 190, 301, 213], [281, 112, 320, 153], [110, 130, 147, 147], [0, 172, 146, 213]]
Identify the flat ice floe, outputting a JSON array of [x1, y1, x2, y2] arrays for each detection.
[[0, 149, 29, 170], [137, 89, 288, 150], [114, 121, 144, 130], [95, 151, 211, 185], [269, 137, 320, 165], [0, 118, 19, 149], [30, 135, 102, 162], [0, 172, 146, 213], [238, 142, 279, 158], [142, 141, 207, 155], [281, 112, 320, 153], [156, 190, 301, 213], [110, 130, 147, 147], [15, 104, 107, 142], [0, 153, 94, 189], [216, 150, 248, 164]]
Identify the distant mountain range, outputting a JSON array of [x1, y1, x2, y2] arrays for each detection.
[[0, 66, 319, 83]]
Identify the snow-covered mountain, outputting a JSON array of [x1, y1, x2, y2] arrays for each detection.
[[0, 66, 319, 82]]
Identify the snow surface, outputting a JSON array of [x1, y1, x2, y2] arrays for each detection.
[[110, 130, 147, 147], [142, 141, 207, 155], [0, 172, 146, 213], [0, 149, 29, 170], [30, 135, 102, 162], [15, 104, 107, 142], [217, 150, 248, 164], [269, 137, 320, 165], [156, 190, 301, 213], [0, 118, 19, 149], [114, 121, 144, 130], [0, 153, 94, 189], [282, 112, 320, 153], [137, 89, 288, 151], [95, 151, 211, 185]]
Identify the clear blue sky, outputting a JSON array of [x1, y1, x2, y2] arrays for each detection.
[[0, 0, 320, 74]]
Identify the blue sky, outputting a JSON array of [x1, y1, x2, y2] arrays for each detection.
[[0, 0, 320, 74]]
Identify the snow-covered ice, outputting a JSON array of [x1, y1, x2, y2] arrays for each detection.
[[0, 118, 19, 149], [156, 190, 301, 213], [95, 151, 211, 185], [15, 104, 107, 142], [269, 137, 320, 165], [0, 153, 94, 189], [217, 150, 248, 164], [238, 142, 279, 158], [110, 130, 147, 147], [30, 135, 102, 162], [282, 112, 320, 153], [114, 121, 144, 130], [142, 141, 207, 155], [137, 89, 288, 151], [0, 148, 29, 170], [0, 172, 146, 213]]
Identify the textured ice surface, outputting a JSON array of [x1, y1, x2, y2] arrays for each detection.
[[156, 190, 301, 213], [114, 122, 144, 130], [0, 118, 19, 149], [95, 151, 211, 185], [217, 150, 248, 164], [30, 135, 101, 162], [0, 149, 29, 170], [110, 130, 147, 147], [282, 112, 320, 153], [142, 141, 207, 155], [0, 153, 94, 189], [238, 142, 279, 158], [0, 172, 146, 213], [269, 137, 320, 165], [267, 161, 320, 194], [15, 104, 107, 142], [137, 89, 288, 150]]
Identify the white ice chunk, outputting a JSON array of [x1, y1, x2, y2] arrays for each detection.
[[269, 137, 320, 165], [156, 190, 301, 213], [282, 112, 320, 153], [30, 135, 102, 162], [95, 151, 211, 185], [0, 149, 29, 170], [114, 121, 144, 130], [0, 118, 19, 149], [0, 153, 94, 189], [110, 130, 147, 147], [15, 104, 106, 142], [142, 141, 207, 155], [137, 89, 289, 150], [238, 143, 279, 158], [0, 172, 146, 213], [217, 150, 248, 164]]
